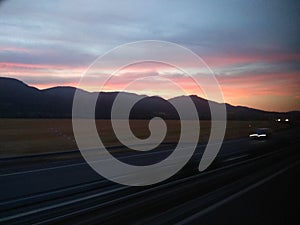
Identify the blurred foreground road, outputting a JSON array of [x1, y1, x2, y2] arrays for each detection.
[[0, 127, 299, 224]]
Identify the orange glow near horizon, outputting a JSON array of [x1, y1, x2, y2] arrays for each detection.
[[1, 55, 299, 112]]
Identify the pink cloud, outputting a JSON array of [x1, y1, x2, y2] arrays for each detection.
[[0, 62, 83, 70], [1, 51, 299, 112], [0, 46, 33, 54], [204, 53, 300, 67]]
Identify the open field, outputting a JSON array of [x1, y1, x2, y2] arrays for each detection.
[[0, 119, 291, 157]]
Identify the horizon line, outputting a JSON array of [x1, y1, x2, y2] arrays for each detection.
[[0, 76, 298, 114]]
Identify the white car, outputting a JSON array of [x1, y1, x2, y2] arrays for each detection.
[[249, 128, 272, 139]]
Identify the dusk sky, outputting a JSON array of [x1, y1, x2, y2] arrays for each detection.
[[0, 0, 299, 112]]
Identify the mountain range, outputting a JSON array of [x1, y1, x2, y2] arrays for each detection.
[[0, 77, 299, 120]]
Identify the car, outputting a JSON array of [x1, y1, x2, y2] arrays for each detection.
[[249, 128, 272, 139]]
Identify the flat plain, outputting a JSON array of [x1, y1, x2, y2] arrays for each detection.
[[0, 119, 290, 157]]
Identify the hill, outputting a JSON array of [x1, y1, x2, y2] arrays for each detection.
[[0, 77, 299, 120]]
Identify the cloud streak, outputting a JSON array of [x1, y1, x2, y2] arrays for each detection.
[[0, 0, 299, 111]]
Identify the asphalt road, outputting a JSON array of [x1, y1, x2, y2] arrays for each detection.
[[0, 127, 298, 202]]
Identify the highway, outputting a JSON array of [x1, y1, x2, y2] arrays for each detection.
[[0, 138, 251, 200], [0, 127, 299, 224]]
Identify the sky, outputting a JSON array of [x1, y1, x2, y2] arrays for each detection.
[[0, 0, 299, 112]]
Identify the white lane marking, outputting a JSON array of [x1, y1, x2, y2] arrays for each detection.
[[0, 139, 245, 177], [0, 180, 105, 206], [0, 161, 88, 177], [177, 160, 300, 225], [0, 186, 127, 223], [222, 154, 249, 162], [0, 146, 198, 177]]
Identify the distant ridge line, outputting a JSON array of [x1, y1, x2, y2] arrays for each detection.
[[0, 77, 299, 120]]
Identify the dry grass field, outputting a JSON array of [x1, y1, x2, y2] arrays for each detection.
[[0, 119, 290, 157]]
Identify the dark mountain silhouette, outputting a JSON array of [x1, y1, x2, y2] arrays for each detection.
[[0, 77, 299, 120]]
